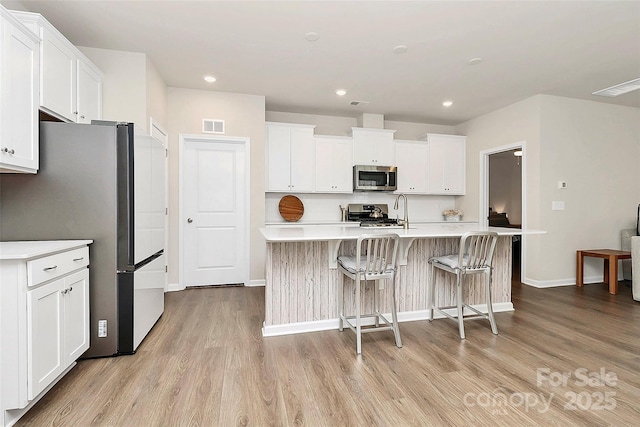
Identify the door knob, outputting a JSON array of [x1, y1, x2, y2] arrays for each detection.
[[187, 218, 193, 223]]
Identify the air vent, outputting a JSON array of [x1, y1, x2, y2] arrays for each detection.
[[350, 100, 371, 106], [202, 119, 225, 134], [592, 78, 640, 97]]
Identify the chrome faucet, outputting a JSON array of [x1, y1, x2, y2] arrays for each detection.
[[394, 193, 409, 229]]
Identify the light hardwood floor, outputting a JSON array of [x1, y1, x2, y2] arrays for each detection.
[[16, 277, 640, 426]]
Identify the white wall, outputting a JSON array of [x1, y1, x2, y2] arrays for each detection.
[[265, 193, 457, 224], [457, 94, 640, 286], [146, 56, 167, 131], [167, 88, 265, 285], [536, 95, 640, 283], [265, 111, 457, 138]]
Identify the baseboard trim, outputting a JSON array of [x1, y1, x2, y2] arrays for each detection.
[[523, 275, 609, 288], [246, 279, 265, 287], [166, 283, 185, 292], [262, 302, 514, 337]]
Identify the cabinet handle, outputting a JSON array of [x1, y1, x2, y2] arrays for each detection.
[[73, 257, 84, 262], [62, 289, 68, 295], [74, 111, 78, 115], [68, 286, 73, 293], [80, 115, 85, 119], [1, 147, 13, 154], [43, 265, 58, 271]]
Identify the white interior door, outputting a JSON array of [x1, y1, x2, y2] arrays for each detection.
[[182, 136, 248, 287]]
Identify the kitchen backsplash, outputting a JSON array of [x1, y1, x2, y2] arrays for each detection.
[[265, 193, 460, 224]]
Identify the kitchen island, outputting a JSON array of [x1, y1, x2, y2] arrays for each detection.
[[260, 223, 538, 337]]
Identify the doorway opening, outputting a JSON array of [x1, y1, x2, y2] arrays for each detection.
[[480, 142, 525, 282]]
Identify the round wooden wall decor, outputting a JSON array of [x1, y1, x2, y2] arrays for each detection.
[[278, 195, 304, 222]]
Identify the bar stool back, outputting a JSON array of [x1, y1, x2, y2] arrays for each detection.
[[428, 231, 499, 339], [337, 233, 402, 354]]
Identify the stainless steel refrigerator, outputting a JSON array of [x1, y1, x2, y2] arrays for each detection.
[[0, 121, 166, 357]]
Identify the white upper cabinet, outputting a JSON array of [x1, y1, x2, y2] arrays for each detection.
[[394, 140, 428, 194], [76, 55, 103, 124], [0, 6, 40, 174], [12, 11, 103, 123], [266, 122, 315, 192], [422, 133, 466, 195], [315, 135, 353, 193], [351, 127, 396, 166]]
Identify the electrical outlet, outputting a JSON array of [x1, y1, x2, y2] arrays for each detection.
[[98, 320, 107, 337]]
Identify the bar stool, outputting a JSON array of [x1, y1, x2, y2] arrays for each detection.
[[337, 233, 402, 354], [428, 231, 499, 339]]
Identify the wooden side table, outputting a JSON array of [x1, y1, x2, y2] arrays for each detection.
[[576, 249, 632, 294]]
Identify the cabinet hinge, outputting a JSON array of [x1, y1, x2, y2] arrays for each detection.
[[165, 148, 168, 158], [165, 265, 168, 273]]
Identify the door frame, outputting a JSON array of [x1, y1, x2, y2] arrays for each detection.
[[479, 141, 527, 279], [178, 134, 251, 288], [149, 117, 169, 291]]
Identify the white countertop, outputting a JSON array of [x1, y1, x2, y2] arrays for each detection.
[[0, 240, 93, 260], [260, 223, 544, 242]]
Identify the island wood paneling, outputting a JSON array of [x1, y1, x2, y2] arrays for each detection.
[[265, 236, 512, 327]]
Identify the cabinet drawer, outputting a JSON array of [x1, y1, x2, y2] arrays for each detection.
[[27, 247, 89, 287]]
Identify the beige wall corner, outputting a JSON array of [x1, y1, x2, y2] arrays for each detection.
[[167, 88, 266, 285]]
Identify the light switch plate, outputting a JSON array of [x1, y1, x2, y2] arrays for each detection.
[[552, 201, 565, 210]]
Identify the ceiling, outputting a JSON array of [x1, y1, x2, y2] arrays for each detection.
[[3, 0, 640, 125]]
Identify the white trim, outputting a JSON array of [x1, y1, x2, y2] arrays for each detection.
[[166, 283, 186, 292], [178, 134, 251, 288], [246, 279, 265, 287], [479, 141, 527, 281], [262, 303, 514, 337], [149, 117, 169, 292], [523, 275, 617, 288]]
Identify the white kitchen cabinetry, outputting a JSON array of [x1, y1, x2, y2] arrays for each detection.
[[11, 11, 103, 123], [266, 122, 315, 192], [351, 127, 396, 166], [315, 135, 353, 193], [422, 133, 466, 195], [394, 140, 428, 194], [28, 268, 89, 399], [0, 6, 40, 174], [76, 57, 103, 124], [0, 240, 92, 427]]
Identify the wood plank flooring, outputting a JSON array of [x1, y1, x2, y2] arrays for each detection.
[[15, 278, 640, 426]]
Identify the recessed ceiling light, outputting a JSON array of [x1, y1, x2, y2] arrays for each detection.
[[304, 32, 319, 42], [393, 45, 408, 54], [592, 77, 640, 97], [336, 89, 347, 96], [442, 101, 453, 107], [203, 75, 216, 83], [468, 57, 483, 65]]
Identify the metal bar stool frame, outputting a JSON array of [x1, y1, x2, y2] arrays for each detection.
[[337, 233, 402, 354], [428, 231, 499, 339]]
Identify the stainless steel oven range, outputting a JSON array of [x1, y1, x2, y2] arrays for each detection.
[[346, 204, 400, 227]]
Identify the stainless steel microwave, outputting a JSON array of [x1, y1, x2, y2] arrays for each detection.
[[353, 165, 397, 191]]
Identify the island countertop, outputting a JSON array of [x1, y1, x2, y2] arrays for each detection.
[[260, 222, 542, 242]]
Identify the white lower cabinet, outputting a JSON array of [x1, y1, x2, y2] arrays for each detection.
[[27, 268, 89, 399], [0, 240, 91, 427]]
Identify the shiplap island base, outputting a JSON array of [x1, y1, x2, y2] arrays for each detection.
[[260, 223, 531, 337]]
